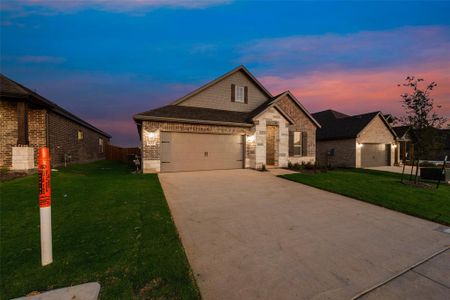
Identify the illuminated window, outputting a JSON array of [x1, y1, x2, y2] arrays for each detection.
[[293, 132, 302, 156], [99, 138, 104, 153], [77, 130, 84, 140]]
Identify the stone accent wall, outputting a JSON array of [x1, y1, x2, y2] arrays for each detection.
[[0, 100, 47, 169], [47, 112, 108, 167], [179, 70, 270, 112], [141, 121, 250, 173], [276, 95, 317, 163], [358, 116, 395, 143], [316, 139, 357, 167], [252, 108, 289, 168]]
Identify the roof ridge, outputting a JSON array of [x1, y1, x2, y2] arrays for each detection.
[[170, 65, 273, 106]]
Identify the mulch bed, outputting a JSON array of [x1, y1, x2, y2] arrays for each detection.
[[0, 171, 29, 182]]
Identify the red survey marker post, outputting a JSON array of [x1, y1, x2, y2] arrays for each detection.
[[38, 147, 53, 266]]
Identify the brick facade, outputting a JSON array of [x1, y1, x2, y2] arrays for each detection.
[[0, 100, 17, 168], [48, 112, 108, 167], [277, 95, 316, 164], [316, 139, 357, 167], [316, 116, 396, 168], [0, 100, 109, 169], [141, 121, 250, 172]]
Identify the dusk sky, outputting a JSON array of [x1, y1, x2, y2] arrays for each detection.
[[1, 0, 449, 146]]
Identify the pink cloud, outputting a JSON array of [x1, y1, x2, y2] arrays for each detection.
[[19, 55, 65, 64], [3, 0, 231, 14], [260, 61, 450, 121]]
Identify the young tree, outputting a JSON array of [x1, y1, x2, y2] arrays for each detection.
[[399, 76, 447, 183]]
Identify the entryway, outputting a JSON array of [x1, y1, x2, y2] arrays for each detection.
[[266, 125, 278, 166]]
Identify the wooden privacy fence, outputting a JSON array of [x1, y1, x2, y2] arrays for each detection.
[[105, 144, 140, 163]]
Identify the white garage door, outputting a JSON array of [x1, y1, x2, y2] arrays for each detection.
[[361, 143, 390, 167], [160, 132, 244, 172]]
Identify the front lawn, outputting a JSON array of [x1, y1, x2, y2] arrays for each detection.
[[281, 169, 450, 226], [0, 161, 200, 300]]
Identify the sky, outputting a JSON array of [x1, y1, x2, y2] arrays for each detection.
[[1, 0, 450, 146]]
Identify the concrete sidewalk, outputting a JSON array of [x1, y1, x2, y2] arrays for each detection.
[[359, 248, 450, 299]]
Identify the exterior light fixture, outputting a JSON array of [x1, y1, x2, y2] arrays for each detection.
[[356, 143, 363, 148], [392, 144, 397, 148], [147, 131, 157, 139], [246, 135, 256, 143]]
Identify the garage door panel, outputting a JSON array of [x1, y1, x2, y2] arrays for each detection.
[[361, 143, 389, 167], [160, 132, 243, 172]]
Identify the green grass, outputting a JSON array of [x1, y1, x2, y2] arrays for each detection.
[[281, 169, 450, 226], [0, 160, 200, 300]]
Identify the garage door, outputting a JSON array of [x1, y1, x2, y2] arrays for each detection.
[[160, 132, 244, 172], [361, 143, 390, 167]]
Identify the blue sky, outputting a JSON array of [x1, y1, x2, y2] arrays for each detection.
[[1, 1, 449, 146]]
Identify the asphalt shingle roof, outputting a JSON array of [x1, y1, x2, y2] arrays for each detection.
[[312, 109, 381, 140], [0, 74, 111, 138], [135, 105, 251, 124]]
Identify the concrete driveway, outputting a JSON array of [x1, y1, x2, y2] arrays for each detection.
[[159, 169, 450, 300]]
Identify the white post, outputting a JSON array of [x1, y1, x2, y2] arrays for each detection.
[[38, 147, 53, 266], [40, 206, 53, 266]]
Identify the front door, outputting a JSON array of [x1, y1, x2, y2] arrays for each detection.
[[266, 125, 277, 166]]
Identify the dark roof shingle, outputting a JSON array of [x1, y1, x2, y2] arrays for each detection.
[[312, 109, 381, 140], [135, 105, 251, 124]]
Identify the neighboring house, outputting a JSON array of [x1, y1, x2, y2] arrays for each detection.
[[312, 110, 397, 168], [393, 125, 414, 163], [0, 74, 111, 170], [133, 65, 320, 173]]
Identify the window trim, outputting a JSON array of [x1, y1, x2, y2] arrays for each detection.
[[235, 85, 245, 103]]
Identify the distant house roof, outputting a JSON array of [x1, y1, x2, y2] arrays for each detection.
[[0, 74, 111, 138], [312, 109, 396, 141], [393, 125, 412, 139]]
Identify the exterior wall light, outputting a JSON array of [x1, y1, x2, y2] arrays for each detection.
[[246, 135, 256, 143], [147, 131, 157, 139], [392, 143, 397, 148], [356, 143, 363, 148]]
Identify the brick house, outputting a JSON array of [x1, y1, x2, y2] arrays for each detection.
[[313, 110, 397, 168], [0, 74, 111, 170], [133, 65, 320, 173]]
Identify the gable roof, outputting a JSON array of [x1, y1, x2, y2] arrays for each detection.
[[0, 74, 111, 138], [393, 125, 412, 139], [247, 91, 320, 127], [313, 109, 396, 141], [171, 65, 273, 105]]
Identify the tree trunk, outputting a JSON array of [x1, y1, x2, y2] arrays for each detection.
[[414, 157, 420, 184]]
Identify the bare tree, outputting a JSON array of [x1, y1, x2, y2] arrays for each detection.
[[398, 76, 446, 183]]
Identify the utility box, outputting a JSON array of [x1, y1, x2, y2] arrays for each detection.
[[420, 167, 449, 182]]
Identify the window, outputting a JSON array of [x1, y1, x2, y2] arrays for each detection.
[[99, 138, 104, 153], [293, 132, 302, 156], [235, 85, 245, 103], [77, 130, 84, 140]]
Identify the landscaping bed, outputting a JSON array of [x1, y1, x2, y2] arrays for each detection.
[[281, 168, 450, 226], [0, 160, 200, 300]]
